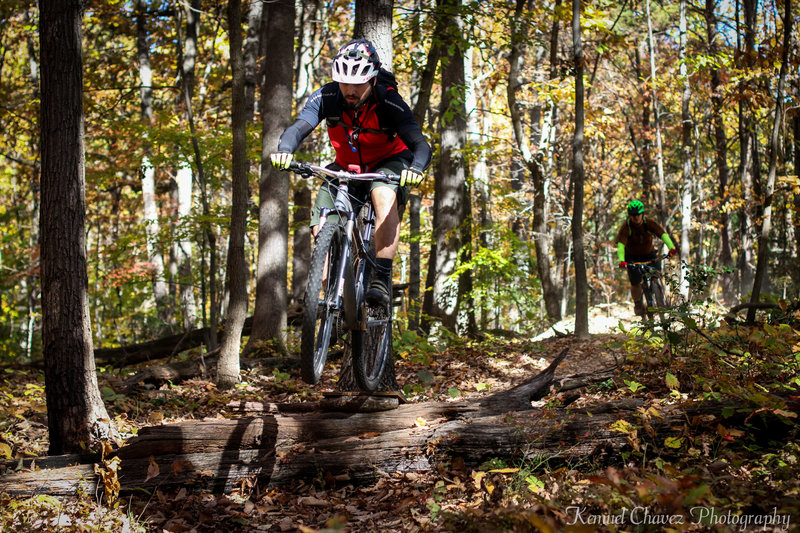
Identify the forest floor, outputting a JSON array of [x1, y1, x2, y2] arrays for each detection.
[[1, 302, 799, 532]]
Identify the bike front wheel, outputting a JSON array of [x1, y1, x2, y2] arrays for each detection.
[[300, 223, 344, 384], [352, 300, 393, 392], [650, 276, 668, 323]]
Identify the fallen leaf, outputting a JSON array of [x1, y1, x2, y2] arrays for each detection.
[[145, 456, 160, 482]]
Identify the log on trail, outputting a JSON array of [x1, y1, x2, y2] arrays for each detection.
[[94, 305, 303, 367], [4, 349, 783, 498]]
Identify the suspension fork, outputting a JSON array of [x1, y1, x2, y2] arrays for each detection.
[[336, 209, 359, 331]]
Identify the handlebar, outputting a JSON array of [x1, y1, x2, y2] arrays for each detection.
[[627, 253, 671, 268], [284, 161, 400, 184]]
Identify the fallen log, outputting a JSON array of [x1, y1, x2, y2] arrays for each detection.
[[4, 350, 789, 498], [94, 305, 304, 367]]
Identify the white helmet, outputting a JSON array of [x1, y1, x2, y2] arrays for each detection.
[[331, 39, 381, 84]]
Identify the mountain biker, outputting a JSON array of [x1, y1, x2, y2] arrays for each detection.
[[615, 200, 677, 316], [270, 38, 432, 308]]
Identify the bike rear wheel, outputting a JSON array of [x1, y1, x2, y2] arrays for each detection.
[[300, 223, 344, 384], [352, 295, 393, 392]]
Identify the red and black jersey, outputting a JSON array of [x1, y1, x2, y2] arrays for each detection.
[[277, 70, 431, 173]]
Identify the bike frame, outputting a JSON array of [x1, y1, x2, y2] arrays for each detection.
[[628, 253, 670, 312], [295, 163, 393, 332]]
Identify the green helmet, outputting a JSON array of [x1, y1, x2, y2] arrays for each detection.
[[627, 200, 644, 216]]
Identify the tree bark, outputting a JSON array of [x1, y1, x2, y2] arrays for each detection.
[[507, 0, 562, 322], [354, 0, 394, 70], [244, 0, 296, 356], [411, 24, 441, 334], [431, 0, 467, 332], [737, 0, 757, 296], [746, 0, 791, 323], [38, 0, 118, 455], [217, 0, 250, 388], [5, 349, 794, 498], [705, 0, 736, 305], [291, 184, 312, 305], [137, 0, 172, 328], [571, 0, 589, 338], [794, 77, 800, 274], [243, 0, 263, 121], [678, 0, 692, 298], [645, 0, 668, 226]]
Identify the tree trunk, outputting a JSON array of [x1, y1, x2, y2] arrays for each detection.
[[137, 0, 172, 328], [678, 0, 693, 298], [39, 0, 118, 455], [571, 0, 588, 338], [508, 0, 562, 322], [411, 27, 441, 334], [705, 0, 736, 305], [291, 184, 312, 305], [354, 0, 394, 70], [645, 0, 667, 226], [243, 0, 263, 121], [6, 350, 794, 498], [737, 0, 757, 296], [295, 0, 325, 103], [175, 0, 207, 337], [794, 78, 800, 275], [244, 0, 296, 356], [431, 0, 467, 332], [746, 0, 791, 322], [217, 0, 250, 389]]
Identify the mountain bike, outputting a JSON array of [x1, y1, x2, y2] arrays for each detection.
[[284, 161, 396, 392], [627, 254, 671, 322]]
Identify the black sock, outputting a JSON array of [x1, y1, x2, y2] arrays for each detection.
[[374, 258, 393, 281]]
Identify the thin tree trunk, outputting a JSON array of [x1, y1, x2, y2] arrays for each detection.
[[706, 0, 736, 305], [746, 0, 791, 322], [635, 48, 655, 204], [243, 0, 263, 122], [137, 0, 171, 327], [175, 0, 207, 337], [39, 0, 118, 455], [412, 23, 441, 334], [571, 0, 588, 338], [678, 0, 693, 298], [291, 185, 312, 305], [24, 8, 41, 361], [794, 77, 800, 273], [217, 0, 250, 388], [295, 0, 325, 103], [244, 0, 295, 356], [508, 0, 561, 321], [737, 0, 757, 296], [645, 0, 667, 225]]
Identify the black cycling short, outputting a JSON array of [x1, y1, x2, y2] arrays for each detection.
[[626, 251, 660, 285]]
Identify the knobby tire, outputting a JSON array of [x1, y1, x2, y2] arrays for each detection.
[[300, 223, 343, 384], [650, 276, 667, 323], [352, 300, 393, 392]]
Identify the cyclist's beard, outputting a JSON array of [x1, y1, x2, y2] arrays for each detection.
[[344, 97, 367, 110]]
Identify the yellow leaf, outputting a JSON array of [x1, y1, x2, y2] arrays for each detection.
[[0, 442, 12, 459], [489, 467, 520, 474], [664, 436, 684, 448], [415, 417, 427, 427], [665, 372, 679, 390], [609, 419, 636, 433]]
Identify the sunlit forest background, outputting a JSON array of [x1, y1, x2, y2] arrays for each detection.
[[0, 0, 798, 360]]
